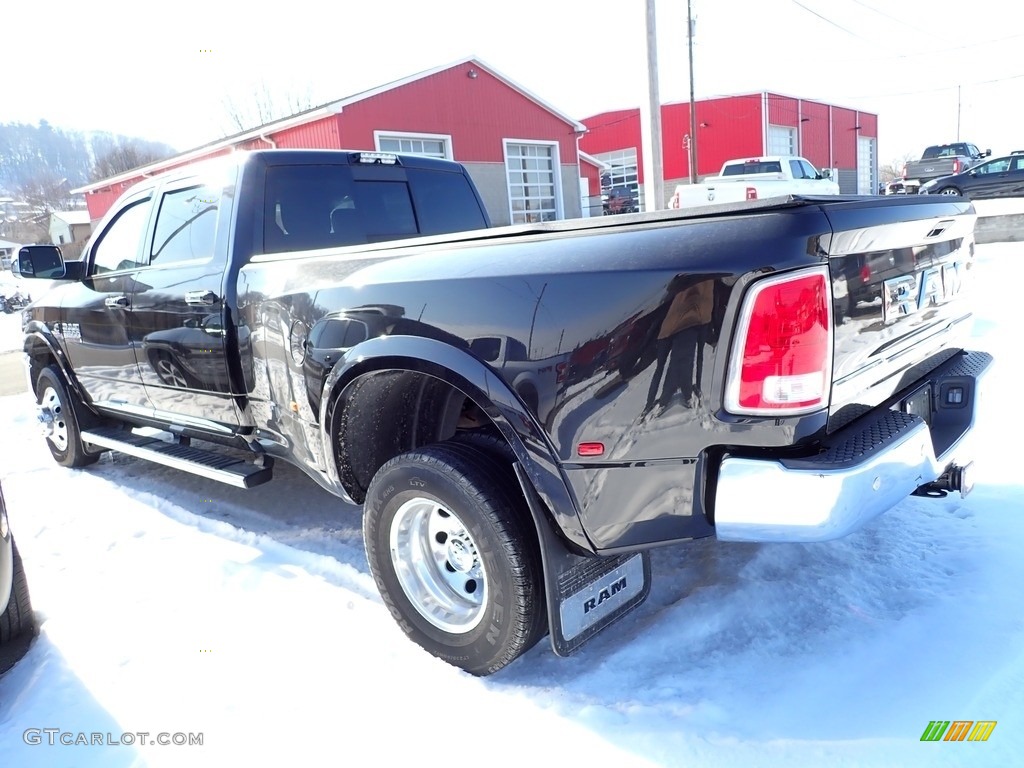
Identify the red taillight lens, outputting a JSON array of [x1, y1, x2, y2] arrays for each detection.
[[556, 362, 568, 383], [746, 187, 758, 200], [725, 268, 833, 415], [952, 159, 961, 174]]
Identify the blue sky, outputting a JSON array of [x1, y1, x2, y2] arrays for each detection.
[[7, 0, 1023, 166]]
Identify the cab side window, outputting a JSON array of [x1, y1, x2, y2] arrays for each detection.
[[91, 199, 151, 275], [150, 185, 220, 266]]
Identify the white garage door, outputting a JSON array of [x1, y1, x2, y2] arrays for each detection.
[[857, 136, 877, 194]]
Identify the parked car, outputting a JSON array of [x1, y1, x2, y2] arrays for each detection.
[[898, 143, 991, 194], [602, 186, 638, 215], [1, 480, 37, 674], [919, 153, 1024, 199]]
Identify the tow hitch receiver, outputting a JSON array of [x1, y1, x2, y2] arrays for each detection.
[[913, 461, 975, 499]]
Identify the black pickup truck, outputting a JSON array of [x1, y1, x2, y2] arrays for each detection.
[[17, 149, 990, 675]]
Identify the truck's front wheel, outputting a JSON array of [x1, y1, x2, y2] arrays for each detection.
[[363, 442, 546, 675], [36, 366, 102, 468]]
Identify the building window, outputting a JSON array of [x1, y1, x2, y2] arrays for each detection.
[[767, 125, 796, 156], [504, 140, 561, 224], [374, 131, 453, 160], [594, 148, 639, 192]]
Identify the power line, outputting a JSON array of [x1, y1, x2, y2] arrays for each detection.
[[789, 0, 878, 43], [847, 0, 915, 27]]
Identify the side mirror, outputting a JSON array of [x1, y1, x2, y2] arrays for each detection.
[[820, 168, 832, 179], [17, 245, 67, 280], [984, 149, 992, 157]]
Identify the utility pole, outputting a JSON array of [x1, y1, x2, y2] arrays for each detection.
[[687, 0, 698, 184], [640, 0, 665, 211]]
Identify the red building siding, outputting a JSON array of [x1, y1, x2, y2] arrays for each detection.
[[672, 95, 764, 178], [582, 95, 765, 181], [273, 116, 344, 149], [582, 92, 876, 186], [582, 108, 642, 161], [857, 111, 878, 137], [767, 94, 799, 127], [797, 100, 832, 170], [337, 66, 579, 163], [830, 106, 858, 168]]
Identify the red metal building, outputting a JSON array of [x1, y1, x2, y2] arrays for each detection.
[[581, 92, 879, 206], [74, 58, 601, 227]]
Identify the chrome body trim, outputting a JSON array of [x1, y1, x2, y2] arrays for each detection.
[[93, 400, 235, 436]]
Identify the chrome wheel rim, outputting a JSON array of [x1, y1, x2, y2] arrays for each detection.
[[38, 385, 69, 452], [155, 357, 188, 388], [939, 188, 960, 196], [389, 497, 487, 633]]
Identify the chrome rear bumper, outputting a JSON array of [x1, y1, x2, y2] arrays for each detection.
[[714, 350, 991, 543]]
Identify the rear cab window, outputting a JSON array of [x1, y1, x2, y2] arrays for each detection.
[[722, 161, 782, 176], [262, 162, 488, 255]]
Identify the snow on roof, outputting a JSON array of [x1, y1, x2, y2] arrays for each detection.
[[51, 210, 92, 225]]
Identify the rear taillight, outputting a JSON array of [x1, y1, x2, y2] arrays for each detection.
[[901, 164, 908, 179], [725, 267, 833, 416], [952, 159, 961, 174], [670, 191, 680, 209], [746, 187, 758, 200]]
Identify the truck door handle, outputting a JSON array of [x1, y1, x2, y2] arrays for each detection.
[[185, 290, 219, 306], [104, 296, 128, 308]]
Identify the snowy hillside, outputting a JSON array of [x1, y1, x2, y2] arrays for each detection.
[[0, 243, 1021, 767]]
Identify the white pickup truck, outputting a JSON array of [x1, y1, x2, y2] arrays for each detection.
[[669, 156, 840, 208]]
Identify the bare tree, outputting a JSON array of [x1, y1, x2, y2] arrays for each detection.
[[879, 152, 916, 184], [221, 82, 315, 135], [90, 137, 175, 182]]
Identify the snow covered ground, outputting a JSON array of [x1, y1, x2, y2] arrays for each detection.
[[0, 242, 1022, 767]]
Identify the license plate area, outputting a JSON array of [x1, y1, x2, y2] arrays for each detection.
[[897, 383, 933, 427]]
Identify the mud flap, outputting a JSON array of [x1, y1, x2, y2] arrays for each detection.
[[513, 463, 651, 656]]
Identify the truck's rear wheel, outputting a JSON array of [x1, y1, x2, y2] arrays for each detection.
[[363, 442, 545, 675], [36, 366, 102, 468]]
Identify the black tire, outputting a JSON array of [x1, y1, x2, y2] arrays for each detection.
[[35, 365, 102, 468], [451, 429, 517, 464], [363, 442, 546, 675], [0, 540, 37, 674]]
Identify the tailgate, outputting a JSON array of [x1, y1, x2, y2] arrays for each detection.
[[823, 197, 977, 432]]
